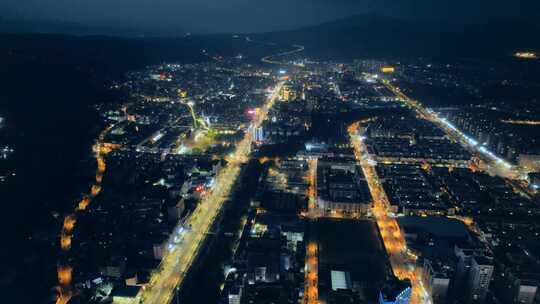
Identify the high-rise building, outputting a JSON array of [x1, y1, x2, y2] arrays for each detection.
[[468, 256, 494, 303], [251, 126, 264, 142], [454, 246, 494, 304], [423, 259, 451, 303], [280, 85, 291, 101], [280, 84, 299, 102], [497, 266, 538, 304]]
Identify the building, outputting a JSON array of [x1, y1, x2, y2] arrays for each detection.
[[330, 270, 352, 291], [423, 259, 451, 303], [455, 248, 494, 304], [254, 126, 264, 142], [152, 234, 169, 260], [379, 279, 412, 304], [529, 172, 540, 189], [493, 247, 540, 304], [317, 159, 372, 216], [280, 84, 297, 101], [468, 256, 494, 303], [520, 153, 540, 172], [167, 199, 185, 223], [99, 257, 127, 279], [497, 267, 539, 304]]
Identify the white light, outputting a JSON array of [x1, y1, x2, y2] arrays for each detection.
[[151, 132, 164, 142]]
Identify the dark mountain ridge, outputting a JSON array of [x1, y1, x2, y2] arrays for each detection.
[[256, 14, 540, 59]]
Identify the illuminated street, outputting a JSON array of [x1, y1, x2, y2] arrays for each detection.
[[303, 158, 319, 304], [348, 122, 431, 304], [55, 126, 120, 304], [305, 158, 321, 219], [380, 79, 525, 180], [304, 242, 319, 304], [138, 81, 284, 304]]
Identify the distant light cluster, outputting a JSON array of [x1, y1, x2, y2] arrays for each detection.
[[514, 51, 538, 59]]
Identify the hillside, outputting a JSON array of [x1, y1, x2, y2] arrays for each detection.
[[256, 15, 540, 59]]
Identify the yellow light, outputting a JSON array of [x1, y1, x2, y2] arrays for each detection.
[[178, 89, 188, 98], [381, 66, 395, 73], [77, 196, 91, 211], [63, 214, 76, 232], [514, 52, 538, 59], [60, 234, 72, 250], [57, 265, 73, 285]]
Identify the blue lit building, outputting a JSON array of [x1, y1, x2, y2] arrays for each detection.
[[379, 279, 412, 304]]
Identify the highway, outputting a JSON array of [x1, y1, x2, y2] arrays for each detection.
[[138, 81, 284, 304], [380, 79, 525, 180], [381, 80, 540, 207], [348, 122, 431, 304]]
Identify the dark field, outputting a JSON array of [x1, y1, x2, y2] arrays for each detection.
[[315, 219, 388, 302]]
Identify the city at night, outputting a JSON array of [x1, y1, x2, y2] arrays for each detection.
[[1, 1, 540, 304]]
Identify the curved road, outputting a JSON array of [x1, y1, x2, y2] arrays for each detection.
[[261, 44, 305, 65], [55, 126, 120, 304]]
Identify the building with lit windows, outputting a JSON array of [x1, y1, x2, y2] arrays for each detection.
[[317, 158, 372, 216]]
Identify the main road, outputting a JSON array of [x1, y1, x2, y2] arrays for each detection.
[[138, 81, 285, 304], [348, 122, 431, 304], [303, 158, 319, 304], [380, 79, 525, 180]]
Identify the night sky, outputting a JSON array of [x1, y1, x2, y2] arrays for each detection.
[[1, 0, 540, 34]]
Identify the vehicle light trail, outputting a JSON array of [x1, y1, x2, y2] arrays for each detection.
[[348, 122, 431, 304], [55, 126, 120, 304], [138, 81, 284, 304]]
